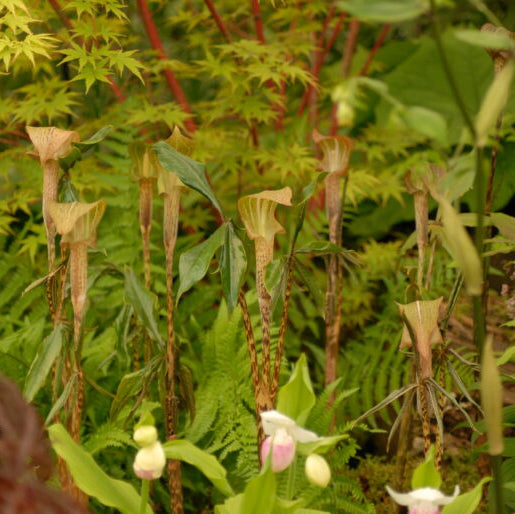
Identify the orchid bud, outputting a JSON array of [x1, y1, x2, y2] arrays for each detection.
[[134, 425, 158, 447], [133, 441, 166, 480], [305, 454, 331, 488], [260, 428, 296, 473]]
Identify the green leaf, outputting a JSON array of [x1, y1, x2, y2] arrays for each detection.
[[277, 353, 316, 425], [24, 324, 64, 402], [491, 212, 515, 241], [438, 197, 482, 296], [48, 424, 152, 514], [124, 268, 164, 347], [214, 494, 243, 514], [441, 477, 491, 514], [300, 173, 328, 204], [153, 141, 224, 215], [295, 241, 345, 255], [220, 222, 246, 312], [453, 29, 515, 51], [240, 464, 276, 514], [297, 434, 348, 455], [110, 365, 155, 420], [401, 106, 448, 146], [338, 0, 428, 23], [163, 439, 233, 496], [177, 225, 226, 302], [45, 374, 77, 425], [411, 445, 442, 489], [76, 125, 113, 147]]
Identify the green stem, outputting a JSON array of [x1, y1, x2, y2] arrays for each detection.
[[286, 457, 297, 501], [491, 454, 505, 514], [140, 479, 150, 514]]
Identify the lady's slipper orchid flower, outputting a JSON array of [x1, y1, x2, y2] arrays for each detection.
[[133, 441, 167, 480], [133, 424, 166, 480], [260, 410, 319, 473], [305, 454, 331, 488], [386, 485, 459, 514]]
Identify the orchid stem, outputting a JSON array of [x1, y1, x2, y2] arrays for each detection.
[[140, 479, 150, 514], [286, 457, 297, 501]]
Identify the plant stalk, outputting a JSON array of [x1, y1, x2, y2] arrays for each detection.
[[140, 479, 150, 514], [491, 454, 505, 514], [163, 189, 184, 514]]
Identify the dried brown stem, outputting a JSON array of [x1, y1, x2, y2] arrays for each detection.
[[136, 0, 197, 132]]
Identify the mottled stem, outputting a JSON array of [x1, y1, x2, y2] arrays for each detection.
[[324, 173, 343, 388], [163, 189, 183, 514], [414, 191, 428, 291], [255, 237, 273, 393], [70, 243, 88, 351], [139, 178, 154, 291]]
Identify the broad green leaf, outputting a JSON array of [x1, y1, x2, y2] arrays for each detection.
[[297, 434, 348, 455], [438, 197, 482, 296], [110, 365, 155, 420], [338, 0, 428, 23], [497, 345, 515, 365], [177, 225, 225, 301], [401, 106, 448, 146], [411, 445, 442, 489], [274, 497, 305, 514], [491, 212, 515, 241], [124, 268, 164, 347], [442, 477, 491, 514], [214, 494, 243, 514], [376, 35, 493, 144], [153, 141, 224, 215], [220, 222, 246, 312], [453, 29, 515, 51], [277, 353, 316, 425], [48, 424, 152, 514], [163, 439, 233, 496], [24, 324, 64, 402], [240, 464, 276, 514]]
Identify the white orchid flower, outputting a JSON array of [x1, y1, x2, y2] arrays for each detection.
[[386, 485, 460, 514], [260, 410, 319, 473]]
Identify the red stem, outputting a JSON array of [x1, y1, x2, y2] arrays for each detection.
[[330, 19, 360, 135], [137, 0, 197, 133], [48, 0, 126, 102], [298, 13, 347, 116], [204, 0, 232, 42], [359, 24, 391, 76], [251, 0, 266, 44]]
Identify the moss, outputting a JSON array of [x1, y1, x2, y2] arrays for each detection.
[[348, 452, 487, 513]]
